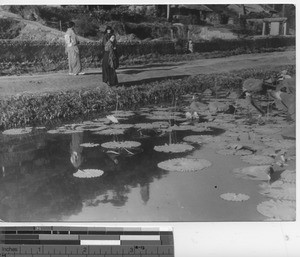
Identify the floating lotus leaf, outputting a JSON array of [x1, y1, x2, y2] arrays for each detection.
[[47, 128, 82, 134], [216, 149, 236, 156], [209, 101, 229, 113], [240, 155, 274, 165], [154, 143, 194, 153], [73, 169, 104, 178], [146, 115, 180, 120], [151, 111, 183, 116], [235, 149, 253, 156], [182, 135, 205, 144], [259, 183, 296, 201], [257, 200, 296, 220], [110, 124, 134, 129], [253, 127, 281, 135], [93, 117, 111, 123], [101, 141, 141, 149], [233, 165, 271, 181], [191, 127, 213, 133], [75, 124, 108, 132], [2, 127, 32, 135], [280, 170, 296, 183], [157, 158, 211, 172], [263, 139, 295, 150], [111, 110, 135, 117], [94, 128, 125, 135], [260, 148, 277, 157], [80, 143, 100, 148], [220, 193, 250, 202], [169, 125, 195, 131], [134, 123, 155, 129], [242, 78, 263, 92], [151, 121, 169, 128]]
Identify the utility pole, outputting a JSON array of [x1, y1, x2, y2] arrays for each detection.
[[167, 5, 170, 20]]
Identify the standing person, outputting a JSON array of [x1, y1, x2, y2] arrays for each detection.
[[102, 26, 114, 49], [102, 34, 119, 87], [65, 21, 84, 76]]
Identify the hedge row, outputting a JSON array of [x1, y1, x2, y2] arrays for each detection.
[[0, 36, 295, 73], [0, 64, 295, 130]]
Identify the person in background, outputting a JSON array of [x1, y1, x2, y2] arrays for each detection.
[[65, 21, 84, 76], [102, 34, 119, 87], [188, 39, 194, 53]]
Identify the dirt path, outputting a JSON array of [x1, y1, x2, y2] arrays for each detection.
[[0, 50, 295, 97]]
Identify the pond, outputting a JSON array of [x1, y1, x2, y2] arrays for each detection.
[[0, 97, 296, 222]]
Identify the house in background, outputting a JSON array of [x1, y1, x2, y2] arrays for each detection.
[[169, 5, 213, 25], [262, 17, 288, 35]]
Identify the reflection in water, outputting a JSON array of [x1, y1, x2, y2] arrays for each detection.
[[0, 111, 234, 222], [70, 132, 83, 169]]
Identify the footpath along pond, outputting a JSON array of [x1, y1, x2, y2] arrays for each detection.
[[0, 94, 296, 222]]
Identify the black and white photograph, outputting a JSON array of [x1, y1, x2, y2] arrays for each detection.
[[0, 3, 296, 224]]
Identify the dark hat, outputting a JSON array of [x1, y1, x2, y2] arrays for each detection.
[[105, 26, 113, 33]]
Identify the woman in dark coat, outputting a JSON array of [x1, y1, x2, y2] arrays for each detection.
[[102, 34, 118, 86], [102, 26, 113, 49]]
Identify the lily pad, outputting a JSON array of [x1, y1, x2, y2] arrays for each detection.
[[240, 155, 274, 165], [263, 139, 295, 150], [191, 126, 213, 133], [134, 123, 155, 130], [259, 183, 296, 201], [280, 170, 296, 183], [146, 115, 179, 120], [110, 124, 134, 129], [157, 158, 211, 172], [3, 127, 32, 135], [154, 143, 194, 153], [253, 127, 281, 135], [80, 143, 100, 148], [257, 200, 296, 220], [75, 124, 108, 132], [233, 165, 271, 181], [111, 110, 135, 117], [101, 141, 141, 149], [73, 169, 104, 178], [182, 135, 205, 144], [235, 149, 253, 156], [151, 111, 183, 116], [151, 121, 170, 128], [220, 193, 250, 202], [47, 128, 82, 134], [169, 125, 195, 131], [260, 148, 277, 157], [94, 128, 125, 135]]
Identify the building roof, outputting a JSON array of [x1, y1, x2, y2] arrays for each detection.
[[227, 4, 277, 14], [263, 17, 288, 22]]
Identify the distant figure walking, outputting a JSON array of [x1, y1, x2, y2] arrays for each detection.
[[102, 34, 119, 87], [65, 21, 84, 76]]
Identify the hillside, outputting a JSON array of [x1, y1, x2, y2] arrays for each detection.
[[0, 7, 92, 42]]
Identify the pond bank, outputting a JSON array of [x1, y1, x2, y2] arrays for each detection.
[[0, 51, 296, 130]]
